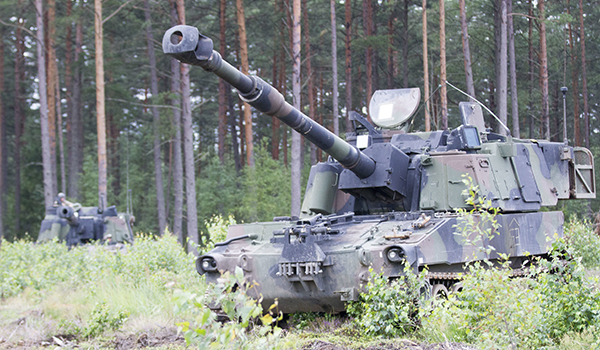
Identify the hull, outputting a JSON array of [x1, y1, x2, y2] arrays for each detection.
[[200, 211, 563, 313]]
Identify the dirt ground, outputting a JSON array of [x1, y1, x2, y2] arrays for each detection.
[[303, 340, 478, 350], [0, 327, 185, 349]]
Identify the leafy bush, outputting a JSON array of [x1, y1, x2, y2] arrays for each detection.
[[564, 217, 600, 268], [453, 174, 501, 262], [421, 240, 600, 348], [82, 301, 130, 338], [173, 267, 281, 349], [347, 263, 428, 337], [202, 215, 236, 253]]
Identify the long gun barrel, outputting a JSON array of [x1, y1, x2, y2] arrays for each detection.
[[162, 25, 375, 179]]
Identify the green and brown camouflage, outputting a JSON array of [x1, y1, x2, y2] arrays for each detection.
[[163, 25, 596, 313], [38, 200, 134, 247]]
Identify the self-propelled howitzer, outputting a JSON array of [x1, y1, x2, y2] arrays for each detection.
[[163, 25, 596, 313]]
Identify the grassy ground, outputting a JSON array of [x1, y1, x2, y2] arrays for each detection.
[[1, 219, 600, 349]]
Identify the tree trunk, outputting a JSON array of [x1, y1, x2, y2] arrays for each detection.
[[145, 0, 167, 235], [271, 10, 280, 160], [56, 77, 66, 194], [95, 0, 107, 208], [387, 5, 394, 89], [14, 0, 25, 234], [423, 0, 430, 131], [578, 0, 589, 148], [46, 0, 58, 196], [344, 0, 352, 133], [218, 0, 227, 164], [291, 0, 302, 218], [538, 0, 549, 140], [363, 0, 373, 118], [0, 28, 4, 243], [170, 34, 184, 241], [303, 0, 317, 165], [68, 19, 83, 200], [227, 89, 242, 173], [280, 36, 288, 167], [65, 0, 73, 191], [567, 0, 580, 146], [236, 0, 254, 167], [496, 0, 508, 135], [176, 0, 199, 252], [37, 0, 53, 210], [401, 0, 408, 87], [507, 0, 519, 137], [459, 0, 475, 99], [528, 0, 534, 139], [439, 0, 447, 130], [330, 0, 339, 136]]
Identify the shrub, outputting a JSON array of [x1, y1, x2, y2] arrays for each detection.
[[347, 262, 428, 337], [82, 301, 130, 338], [564, 217, 600, 268], [173, 267, 281, 349]]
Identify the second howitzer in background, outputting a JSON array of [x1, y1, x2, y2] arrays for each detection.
[[38, 197, 134, 247], [163, 25, 595, 313]]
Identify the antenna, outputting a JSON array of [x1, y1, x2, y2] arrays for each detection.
[[561, 86, 568, 145]]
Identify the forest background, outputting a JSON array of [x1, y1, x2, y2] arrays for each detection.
[[0, 0, 599, 249]]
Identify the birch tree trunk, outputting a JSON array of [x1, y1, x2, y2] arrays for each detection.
[[176, 0, 199, 251], [538, 0, 550, 140], [578, 0, 589, 148], [56, 77, 66, 194], [439, 0, 447, 130], [291, 0, 302, 218], [36, 0, 53, 209], [423, 0, 430, 131], [236, 0, 254, 167], [330, 0, 339, 136], [65, 0, 73, 193], [459, 0, 475, 99], [144, 0, 167, 235], [344, 0, 353, 133], [507, 0, 519, 137], [94, 0, 107, 207]]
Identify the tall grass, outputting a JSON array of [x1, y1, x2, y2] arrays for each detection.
[[0, 234, 203, 344]]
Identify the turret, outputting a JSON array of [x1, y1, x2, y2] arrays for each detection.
[[163, 25, 595, 218], [162, 25, 419, 204]]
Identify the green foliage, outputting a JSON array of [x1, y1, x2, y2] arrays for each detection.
[[564, 217, 600, 268], [347, 262, 428, 337], [202, 214, 236, 253], [421, 229, 600, 349], [238, 143, 291, 223], [453, 174, 501, 262], [0, 234, 196, 299], [82, 301, 130, 338], [173, 267, 281, 349]]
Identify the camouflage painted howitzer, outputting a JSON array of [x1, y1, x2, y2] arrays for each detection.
[[38, 203, 134, 247], [163, 25, 596, 313]]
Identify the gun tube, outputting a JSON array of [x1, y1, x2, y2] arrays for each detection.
[[163, 25, 376, 179]]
